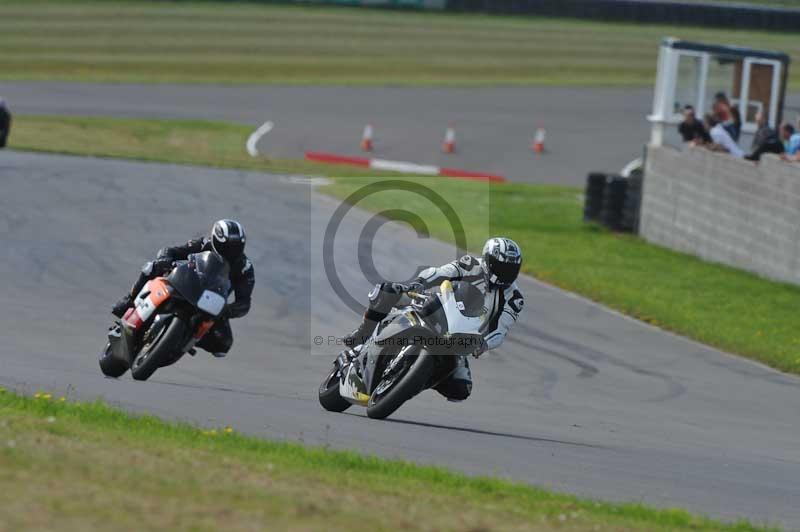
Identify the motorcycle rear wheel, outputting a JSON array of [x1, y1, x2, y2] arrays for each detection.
[[366, 348, 432, 420], [131, 317, 186, 381], [318, 366, 352, 413], [99, 341, 128, 378]]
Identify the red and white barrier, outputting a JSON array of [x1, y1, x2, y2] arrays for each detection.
[[305, 151, 505, 183]]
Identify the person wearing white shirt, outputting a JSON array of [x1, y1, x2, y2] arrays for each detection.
[[704, 113, 744, 158]]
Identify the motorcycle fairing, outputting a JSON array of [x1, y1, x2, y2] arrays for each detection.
[[363, 311, 430, 393], [339, 365, 370, 405], [113, 291, 173, 368], [124, 278, 173, 330]]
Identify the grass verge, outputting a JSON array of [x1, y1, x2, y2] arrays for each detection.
[[0, 0, 799, 88], [8, 115, 400, 178], [0, 388, 771, 531], [9, 114, 800, 374]]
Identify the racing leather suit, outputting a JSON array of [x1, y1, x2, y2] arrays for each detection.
[[120, 237, 255, 355], [354, 254, 524, 401]]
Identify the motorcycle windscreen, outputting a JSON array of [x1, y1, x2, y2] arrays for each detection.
[[426, 281, 484, 355], [167, 252, 230, 316], [438, 283, 483, 335], [166, 263, 204, 306], [190, 251, 231, 295]]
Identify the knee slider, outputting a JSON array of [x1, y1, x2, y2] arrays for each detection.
[[451, 382, 472, 401], [441, 379, 472, 401], [216, 328, 233, 352]]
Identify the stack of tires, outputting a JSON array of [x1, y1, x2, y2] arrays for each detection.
[[600, 175, 628, 231], [582, 172, 606, 222], [583, 171, 642, 233], [0, 100, 10, 148], [620, 169, 643, 233]]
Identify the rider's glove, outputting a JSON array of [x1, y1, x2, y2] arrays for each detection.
[[152, 257, 175, 275], [396, 281, 424, 294]]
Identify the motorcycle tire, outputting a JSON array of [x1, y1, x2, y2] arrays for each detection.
[[131, 316, 186, 381], [318, 366, 352, 413], [99, 341, 128, 378], [366, 350, 433, 420]]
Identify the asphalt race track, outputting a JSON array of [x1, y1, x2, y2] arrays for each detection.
[[2, 150, 800, 527]]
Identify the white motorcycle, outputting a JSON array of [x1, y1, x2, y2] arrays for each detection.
[[318, 280, 485, 419]]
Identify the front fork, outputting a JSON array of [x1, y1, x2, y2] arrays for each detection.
[[181, 318, 215, 353], [335, 345, 371, 405]]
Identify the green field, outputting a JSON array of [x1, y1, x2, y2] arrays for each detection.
[[9, 114, 800, 375], [0, 389, 771, 531], [1, 0, 799, 87]]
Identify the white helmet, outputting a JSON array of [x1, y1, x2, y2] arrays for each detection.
[[481, 237, 522, 288]]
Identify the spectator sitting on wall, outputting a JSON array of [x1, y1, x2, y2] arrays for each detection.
[[712, 92, 742, 142], [678, 105, 711, 144], [746, 110, 783, 161], [0, 97, 10, 149], [779, 122, 800, 162], [703, 113, 744, 158]]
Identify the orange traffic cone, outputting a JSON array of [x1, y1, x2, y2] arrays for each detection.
[[442, 125, 456, 154], [532, 127, 546, 155], [360, 124, 374, 152]]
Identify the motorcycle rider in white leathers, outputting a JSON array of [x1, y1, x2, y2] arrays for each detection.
[[344, 237, 524, 401]]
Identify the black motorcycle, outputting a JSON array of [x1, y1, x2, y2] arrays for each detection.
[[319, 280, 485, 419], [99, 251, 231, 381]]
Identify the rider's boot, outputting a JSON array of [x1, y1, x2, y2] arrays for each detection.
[[111, 294, 134, 318], [111, 270, 152, 318], [342, 321, 376, 348], [342, 310, 386, 348], [342, 283, 405, 347]]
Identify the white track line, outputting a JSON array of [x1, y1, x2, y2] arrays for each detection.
[[246, 120, 274, 157], [370, 159, 439, 175]]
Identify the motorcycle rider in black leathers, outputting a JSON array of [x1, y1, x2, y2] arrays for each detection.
[[112, 219, 254, 358], [343, 237, 524, 402]]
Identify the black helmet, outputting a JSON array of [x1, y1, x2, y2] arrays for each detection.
[[210, 219, 246, 262], [481, 237, 522, 289]]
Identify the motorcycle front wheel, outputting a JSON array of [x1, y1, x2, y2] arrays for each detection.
[[366, 347, 432, 420], [131, 316, 186, 381], [318, 366, 352, 413], [99, 341, 128, 378]]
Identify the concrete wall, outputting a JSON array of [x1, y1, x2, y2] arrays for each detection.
[[640, 146, 800, 285]]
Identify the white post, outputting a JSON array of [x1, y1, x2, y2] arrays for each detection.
[[648, 42, 677, 147]]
